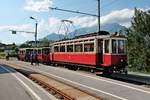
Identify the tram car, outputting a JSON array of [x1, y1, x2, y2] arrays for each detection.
[[17, 47, 51, 64], [18, 48, 34, 61], [18, 48, 26, 61], [50, 31, 127, 74], [17, 31, 127, 74], [36, 47, 51, 64]]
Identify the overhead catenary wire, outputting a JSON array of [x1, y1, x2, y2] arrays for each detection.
[[49, 0, 120, 35], [49, 7, 98, 17], [49, 1, 100, 34]]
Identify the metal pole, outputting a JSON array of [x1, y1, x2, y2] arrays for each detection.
[[97, 0, 100, 35], [30, 16, 38, 47], [35, 22, 38, 47]]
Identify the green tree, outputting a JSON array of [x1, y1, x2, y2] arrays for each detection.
[[19, 43, 31, 48], [40, 38, 49, 47], [127, 8, 150, 72]]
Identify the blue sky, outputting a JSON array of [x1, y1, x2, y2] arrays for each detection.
[[0, 0, 149, 44]]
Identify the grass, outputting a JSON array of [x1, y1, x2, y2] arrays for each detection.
[[0, 52, 17, 60], [0, 52, 5, 59], [128, 68, 150, 74]]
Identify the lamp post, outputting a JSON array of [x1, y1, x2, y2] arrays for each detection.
[[30, 16, 38, 47], [97, 0, 100, 35]]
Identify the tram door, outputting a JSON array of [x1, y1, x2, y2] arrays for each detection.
[[97, 39, 103, 65]]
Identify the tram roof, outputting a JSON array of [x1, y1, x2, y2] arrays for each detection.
[[19, 47, 50, 50], [51, 31, 127, 46]]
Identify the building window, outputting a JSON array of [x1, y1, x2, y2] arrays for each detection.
[[84, 43, 94, 52], [105, 40, 109, 53], [67, 45, 73, 52], [112, 40, 117, 53], [75, 44, 82, 52]]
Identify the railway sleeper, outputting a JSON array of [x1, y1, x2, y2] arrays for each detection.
[[2, 63, 102, 100], [30, 76, 76, 100]]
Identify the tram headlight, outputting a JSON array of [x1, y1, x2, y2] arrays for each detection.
[[120, 59, 124, 62]]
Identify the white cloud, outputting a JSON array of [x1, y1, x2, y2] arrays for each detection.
[[33, 8, 135, 36], [0, 24, 36, 44], [47, 17, 61, 33], [1, 8, 149, 44], [69, 16, 96, 28], [24, 0, 52, 12], [31, 8, 150, 36], [67, 8, 135, 28], [37, 17, 61, 35], [0, 17, 61, 43], [0, 24, 34, 38], [0, 24, 32, 31], [101, 8, 134, 27]]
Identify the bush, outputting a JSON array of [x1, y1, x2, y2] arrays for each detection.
[[0, 52, 5, 59]]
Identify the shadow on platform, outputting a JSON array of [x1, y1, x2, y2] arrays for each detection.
[[0, 64, 16, 74]]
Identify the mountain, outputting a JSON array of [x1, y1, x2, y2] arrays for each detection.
[[70, 23, 126, 37], [101, 23, 127, 33], [44, 33, 64, 41], [43, 23, 127, 41]]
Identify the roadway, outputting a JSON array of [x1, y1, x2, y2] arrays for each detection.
[[0, 64, 57, 100], [2, 60, 150, 100]]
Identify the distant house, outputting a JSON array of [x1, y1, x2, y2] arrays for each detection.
[[4, 49, 14, 53], [25, 40, 49, 47], [25, 41, 41, 47], [0, 43, 16, 53], [0, 43, 6, 50]]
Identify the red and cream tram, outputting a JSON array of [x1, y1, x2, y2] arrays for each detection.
[[17, 31, 127, 75], [50, 31, 127, 74]]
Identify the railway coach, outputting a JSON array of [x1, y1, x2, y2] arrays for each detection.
[[18, 48, 33, 61], [50, 31, 127, 75], [36, 47, 51, 64], [17, 47, 51, 63], [17, 31, 127, 75]]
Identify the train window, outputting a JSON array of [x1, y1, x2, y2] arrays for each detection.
[[49, 47, 52, 52], [105, 40, 109, 53], [98, 39, 103, 53], [112, 40, 117, 53], [67, 45, 73, 52], [75, 44, 82, 52], [45, 49, 49, 54], [60, 46, 65, 52], [38, 49, 41, 54], [42, 49, 49, 54], [54, 46, 59, 52], [42, 49, 45, 54], [118, 40, 126, 53], [84, 43, 94, 52]]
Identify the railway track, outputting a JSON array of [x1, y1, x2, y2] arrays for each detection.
[[5, 60, 150, 87], [2, 63, 102, 100], [2, 60, 150, 100]]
